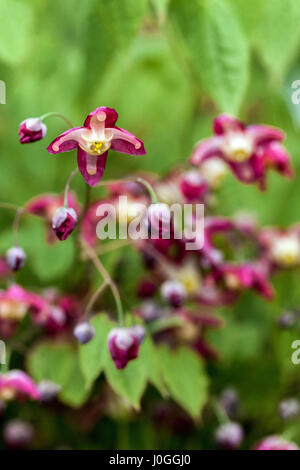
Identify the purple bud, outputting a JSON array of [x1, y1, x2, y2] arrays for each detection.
[[3, 420, 34, 448], [279, 398, 300, 420], [38, 380, 61, 402], [215, 422, 244, 449], [219, 387, 239, 419], [146, 203, 171, 235], [130, 325, 146, 344], [161, 280, 187, 308], [74, 322, 95, 344], [19, 117, 47, 144], [180, 170, 207, 201], [6, 246, 26, 271], [277, 311, 297, 328], [108, 327, 140, 369], [52, 206, 78, 241], [137, 301, 162, 322]]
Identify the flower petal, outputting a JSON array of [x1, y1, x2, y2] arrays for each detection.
[[247, 124, 285, 145], [261, 142, 294, 177], [190, 136, 224, 166], [109, 127, 146, 155], [213, 114, 245, 135], [77, 147, 108, 186], [47, 127, 86, 154], [84, 107, 118, 129]]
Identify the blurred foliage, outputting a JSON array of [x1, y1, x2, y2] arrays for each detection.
[[1, 0, 300, 450]]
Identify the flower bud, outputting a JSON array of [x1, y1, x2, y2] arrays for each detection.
[[279, 398, 300, 420], [146, 203, 171, 236], [108, 327, 140, 369], [277, 311, 297, 328], [180, 170, 207, 201], [137, 301, 162, 322], [3, 420, 34, 448], [74, 322, 95, 344], [52, 206, 77, 241], [215, 422, 244, 449], [161, 280, 187, 308], [38, 380, 61, 402], [219, 387, 239, 419], [130, 325, 146, 344], [6, 246, 26, 271], [19, 117, 47, 144]]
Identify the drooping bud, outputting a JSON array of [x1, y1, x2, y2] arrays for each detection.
[[130, 325, 146, 344], [219, 388, 239, 419], [6, 246, 26, 271], [215, 422, 244, 449], [179, 170, 207, 201], [108, 327, 140, 369], [38, 380, 61, 402], [3, 420, 34, 448], [19, 117, 47, 144], [74, 322, 95, 344], [137, 301, 162, 322], [279, 398, 300, 420], [52, 207, 77, 241], [277, 311, 297, 329], [146, 203, 171, 236], [160, 280, 187, 308]]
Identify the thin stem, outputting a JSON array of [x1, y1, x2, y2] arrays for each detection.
[[64, 168, 79, 207], [95, 239, 130, 256], [212, 399, 229, 425], [135, 177, 158, 204], [84, 281, 108, 320], [13, 208, 24, 246], [80, 239, 124, 326], [0, 202, 19, 211], [39, 112, 73, 128], [96, 176, 158, 204]]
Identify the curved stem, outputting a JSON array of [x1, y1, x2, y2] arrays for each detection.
[[96, 176, 158, 204], [39, 112, 73, 128], [84, 281, 108, 320], [64, 168, 79, 207], [80, 239, 124, 326], [212, 399, 229, 425]]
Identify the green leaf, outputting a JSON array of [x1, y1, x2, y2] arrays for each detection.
[[27, 341, 90, 407], [254, 0, 300, 80], [0, 0, 33, 65], [27, 342, 76, 387], [158, 345, 208, 418], [139, 337, 167, 397], [169, 0, 249, 113], [79, 313, 113, 389], [104, 348, 148, 410]]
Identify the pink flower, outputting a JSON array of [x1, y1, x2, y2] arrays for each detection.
[[179, 170, 208, 201], [47, 107, 146, 186], [190, 114, 293, 189], [213, 262, 274, 300], [254, 435, 298, 450], [108, 327, 142, 369], [19, 117, 47, 144], [0, 370, 40, 401], [259, 225, 300, 268], [52, 206, 78, 241]]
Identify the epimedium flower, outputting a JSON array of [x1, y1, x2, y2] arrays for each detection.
[[6, 246, 26, 271], [215, 422, 244, 450], [108, 326, 144, 369], [47, 107, 146, 187], [19, 117, 47, 144], [259, 224, 300, 268], [190, 114, 293, 189], [0, 370, 40, 401]]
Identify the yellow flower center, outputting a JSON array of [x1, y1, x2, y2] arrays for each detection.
[[90, 141, 104, 154], [225, 273, 241, 290], [222, 132, 253, 163]]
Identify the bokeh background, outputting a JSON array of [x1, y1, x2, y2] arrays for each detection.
[[0, 0, 300, 449]]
